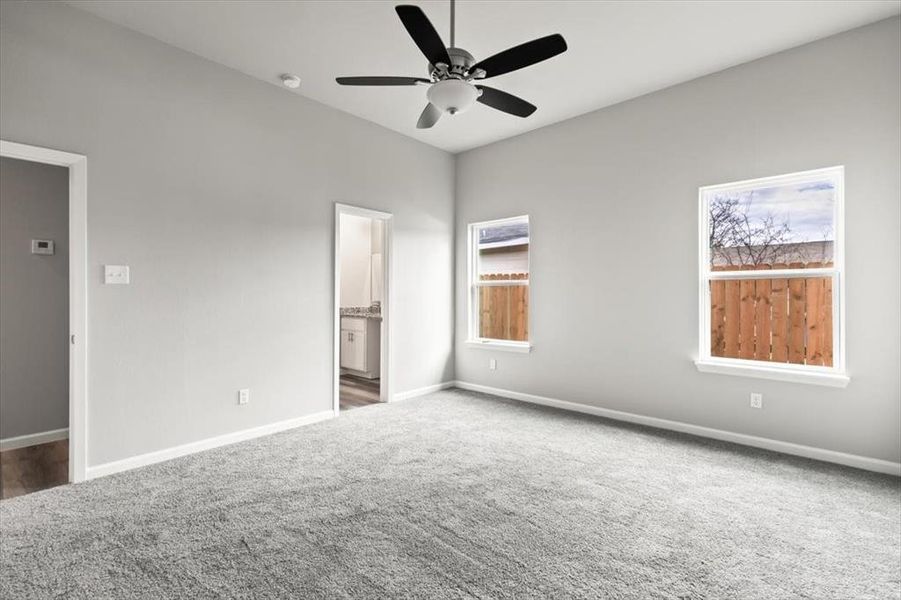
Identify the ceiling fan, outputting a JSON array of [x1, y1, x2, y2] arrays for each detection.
[[336, 0, 567, 129]]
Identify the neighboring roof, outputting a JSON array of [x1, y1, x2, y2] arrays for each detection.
[[712, 240, 834, 267], [479, 221, 529, 249]]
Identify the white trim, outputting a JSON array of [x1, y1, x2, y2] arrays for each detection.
[[695, 358, 849, 387], [0, 428, 69, 452], [707, 267, 835, 280], [699, 166, 844, 195], [0, 140, 84, 166], [464, 340, 532, 353], [453, 381, 900, 476], [392, 381, 455, 402], [468, 214, 530, 228], [1, 140, 88, 484], [334, 203, 393, 414], [86, 411, 333, 480], [474, 279, 529, 287], [697, 166, 846, 385]]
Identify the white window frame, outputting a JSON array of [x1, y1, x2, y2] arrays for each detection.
[[465, 215, 532, 353], [695, 166, 848, 387]]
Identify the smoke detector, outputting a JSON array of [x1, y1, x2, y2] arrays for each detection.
[[280, 74, 301, 89]]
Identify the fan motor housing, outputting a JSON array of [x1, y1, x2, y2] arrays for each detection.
[[430, 47, 475, 80]]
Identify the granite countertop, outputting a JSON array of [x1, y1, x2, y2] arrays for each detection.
[[340, 307, 382, 320]]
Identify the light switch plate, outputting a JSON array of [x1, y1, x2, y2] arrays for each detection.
[[104, 265, 130, 284]]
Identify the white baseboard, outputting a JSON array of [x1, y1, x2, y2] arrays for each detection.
[[454, 381, 901, 477], [0, 428, 69, 451], [392, 381, 456, 402], [85, 411, 334, 480]]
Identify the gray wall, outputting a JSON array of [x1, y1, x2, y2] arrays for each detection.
[[0, 1, 455, 465], [0, 157, 69, 439], [2, 1, 897, 468], [456, 17, 901, 463]]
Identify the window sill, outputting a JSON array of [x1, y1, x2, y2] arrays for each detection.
[[465, 340, 532, 354], [694, 359, 849, 388]]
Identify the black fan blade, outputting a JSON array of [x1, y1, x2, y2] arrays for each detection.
[[336, 76, 429, 86], [476, 86, 536, 117], [395, 5, 451, 67], [471, 34, 567, 79], [416, 103, 441, 129]]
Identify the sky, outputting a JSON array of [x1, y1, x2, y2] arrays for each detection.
[[709, 179, 835, 243], [479, 222, 529, 246]]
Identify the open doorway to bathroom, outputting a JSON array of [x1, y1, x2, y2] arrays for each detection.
[[334, 204, 391, 413]]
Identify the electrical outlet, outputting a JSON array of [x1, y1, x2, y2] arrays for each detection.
[[238, 389, 250, 405], [489, 358, 497, 371], [750, 393, 763, 409]]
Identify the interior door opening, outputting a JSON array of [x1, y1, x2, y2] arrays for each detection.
[[0, 156, 70, 498], [0, 140, 87, 485], [334, 204, 391, 413]]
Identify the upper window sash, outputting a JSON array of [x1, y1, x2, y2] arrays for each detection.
[[470, 215, 530, 286], [700, 166, 843, 277]]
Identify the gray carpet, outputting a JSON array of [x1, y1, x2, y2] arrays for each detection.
[[1, 389, 899, 599]]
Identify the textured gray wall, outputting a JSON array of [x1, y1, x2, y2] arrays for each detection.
[[455, 18, 901, 463], [0, 157, 69, 440], [0, 1, 455, 465]]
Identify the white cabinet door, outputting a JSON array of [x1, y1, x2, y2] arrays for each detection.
[[340, 331, 353, 369], [340, 330, 367, 372]]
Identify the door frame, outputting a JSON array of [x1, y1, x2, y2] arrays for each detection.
[[1, 140, 88, 483], [333, 203, 392, 414]]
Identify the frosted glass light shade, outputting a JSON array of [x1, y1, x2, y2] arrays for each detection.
[[426, 80, 479, 115]]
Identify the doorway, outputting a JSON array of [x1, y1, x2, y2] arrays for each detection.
[[334, 204, 391, 414], [0, 140, 87, 490]]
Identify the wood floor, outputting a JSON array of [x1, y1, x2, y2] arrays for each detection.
[[340, 374, 381, 411], [0, 439, 68, 500]]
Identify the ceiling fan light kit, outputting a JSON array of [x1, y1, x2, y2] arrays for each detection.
[[427, 79, 481, 115], [336, 0, 567, 129]]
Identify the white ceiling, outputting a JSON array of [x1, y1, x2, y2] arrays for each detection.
[[67, 1, 900, 154]]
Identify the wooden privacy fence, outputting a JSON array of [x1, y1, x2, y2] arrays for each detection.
[[479, 273, 528, 341], [710, 263, 833, 366]]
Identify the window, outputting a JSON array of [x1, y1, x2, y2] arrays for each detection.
[[467, 216, 531, 351], [697, 167, 847, 387]]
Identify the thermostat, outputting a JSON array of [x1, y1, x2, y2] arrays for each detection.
[[31, 239, 54, 255]]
